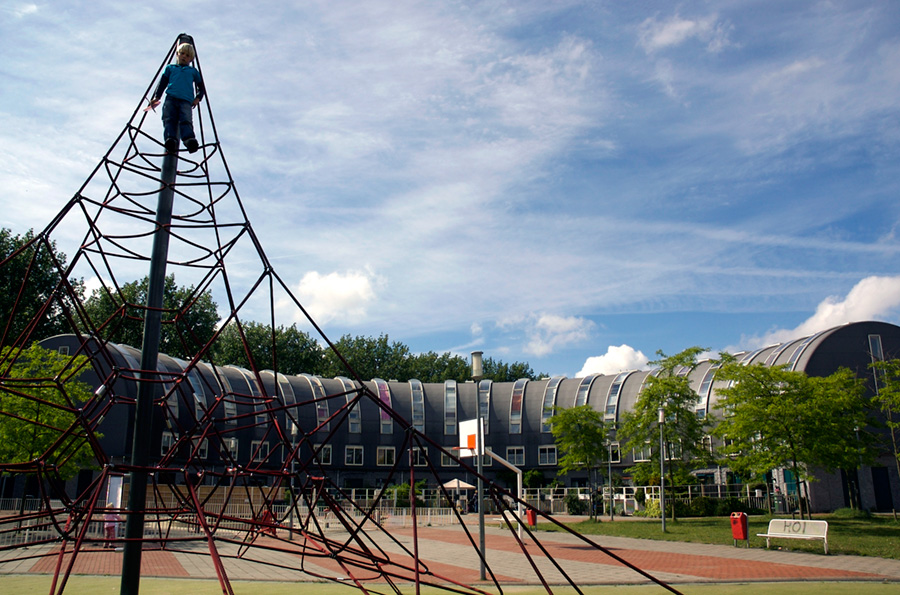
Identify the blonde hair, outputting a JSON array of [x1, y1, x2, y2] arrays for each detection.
[[176, 43, 195, 60]]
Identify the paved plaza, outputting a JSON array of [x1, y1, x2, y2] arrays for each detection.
[[3, 517, 900, 590]]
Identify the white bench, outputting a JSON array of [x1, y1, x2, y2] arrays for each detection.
[[757, 519, 829, 554]]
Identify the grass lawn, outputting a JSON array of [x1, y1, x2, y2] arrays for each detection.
[[537, 512, 900, 559]]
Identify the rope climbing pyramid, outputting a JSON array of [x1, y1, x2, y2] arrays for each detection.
[[0, 34, 680, 595]]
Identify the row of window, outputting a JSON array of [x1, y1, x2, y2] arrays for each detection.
[[158, 433, 730, 466], [156, 431, 730, 468], [160, 432, 563, 467]]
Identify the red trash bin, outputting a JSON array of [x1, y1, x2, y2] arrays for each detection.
[[526, 509, 537, 526], [730, 512, 748, 546]]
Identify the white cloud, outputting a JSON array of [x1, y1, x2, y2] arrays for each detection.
[[288, 269, 382, 326], [577, 344, 650, 377], [523, 313, 595, 357], [638, 13, 730, 54], [11, 3, 38, 18], [737, 275, 900, 350]]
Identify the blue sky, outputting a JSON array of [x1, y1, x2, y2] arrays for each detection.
[[3, 1, 900, 378]]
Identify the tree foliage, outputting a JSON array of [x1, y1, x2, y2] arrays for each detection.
[[0, 228, 83, 346], [315, 334, 542, 383], [404, 350, 472, 383], [321, 334, 412, 381], [0, 343, 97, 479], [211, 320, 323, 375], [620, 347, 714, 479], [869, 358, 900, 481], [81, 274, 218, 360], [481, 356, 543, 382], [714, 358, 873, 518], [549, 405, 610, 520], [549, 405, 610, 477]]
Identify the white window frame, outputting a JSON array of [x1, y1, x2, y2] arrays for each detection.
[[506, 446, 525, 467], [377, 446, 396, 467], [345, 445, 364, 466], [315, 443, 332, 466], [608, 441, 621, 464], [223, 399, 238, 426], [633, 442, 652, 463], [251, 440, 269, 463], [538, 445, 557, 466], [481, 446, 493, 467], [225, 437, 239, 460], [192, 437, 208, 459], [161, 431, 175, 456], [411, 446, 428, 467]]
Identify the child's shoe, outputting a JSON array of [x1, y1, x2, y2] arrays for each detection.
[[164, 138, 178, 153], [185, 138, 199, 153]]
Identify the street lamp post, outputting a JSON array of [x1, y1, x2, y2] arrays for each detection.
[[658, 407, 666, 533], [289, 421, 298, 540], [471, 351, 485, 581], [607, 438, 614, 522]]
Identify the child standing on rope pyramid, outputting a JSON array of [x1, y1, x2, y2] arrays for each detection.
[[148, 42, 205, 153]]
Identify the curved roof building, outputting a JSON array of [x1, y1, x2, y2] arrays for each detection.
[[26, 320, 900, 513]]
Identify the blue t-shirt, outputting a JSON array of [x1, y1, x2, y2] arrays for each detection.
[[154, 64, 204, 103]]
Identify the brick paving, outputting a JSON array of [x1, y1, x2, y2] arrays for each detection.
[[28, 546, 189, 578], [4, 520, 900, 588]]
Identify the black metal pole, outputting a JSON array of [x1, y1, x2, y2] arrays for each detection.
[[119, 139, 178, 595]]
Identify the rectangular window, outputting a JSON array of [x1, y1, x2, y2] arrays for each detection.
[[538, 445, 557, 466], [444, 381, 457, 435], [723, 437, 738, 458], [869, 334, 884, 361], [666, 440, 683, 461], [608, 442, 621, 464], [192, 438, 208, 460], [251, 440, 269, 463], [314, 443, 332, 466], [57, 346, 69, 356], [633, 442, 652, 462], [346, 395, 362, 434], [377, 446, 396, 466], [223, 400, 237, 426], [481, 446, 493, 467], [225, 437, 239, 460], [161, 431, 175, 456], [193, 393, 206, 420], [441, 452, 457, 467], [412, 447, 428, 467], [345, 445, 364, 466], [506, 446, 525, 467]]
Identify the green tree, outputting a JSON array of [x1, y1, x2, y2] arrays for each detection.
[[405, 351, 471, 383], [619, 347, 714, 521], [0, 228, 83, 346], [81, 274, 218, 360], [321, 334, 412, 381], [714, 359, 873, 519], [482, 356, 543, 381], [211, 320, 324, 375], [869, 358, 900, 483], [549, 405, 610, 519], [0, 343, 97, 479], [523, 469, 547, 489]]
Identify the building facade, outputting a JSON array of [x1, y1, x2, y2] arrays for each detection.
[[24, 320, 900, 513]]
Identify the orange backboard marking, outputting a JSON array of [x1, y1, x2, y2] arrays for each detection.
[[467, 434, 477, 450]]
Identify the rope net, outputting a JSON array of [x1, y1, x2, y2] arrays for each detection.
[[0, 35, 678, 594]]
